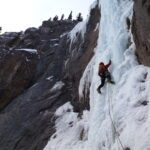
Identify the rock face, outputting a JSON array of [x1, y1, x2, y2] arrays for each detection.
[[0, 3, 100, 150], [0, 20, 77, 111], [0, 49, 39, 110], [132, 0, 150, 66], [65, 4, 100, 111]]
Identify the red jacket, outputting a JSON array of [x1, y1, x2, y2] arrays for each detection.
[[98, 60, 111, 76]]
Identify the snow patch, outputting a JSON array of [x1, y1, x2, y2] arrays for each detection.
[[54, 43, 59, 46], [94, 23, 99, 32], [16, 48, 38, 54], [68, 21, 87, 45], [25, 57, 30, 62], [55, 102, 73, 117], [44, 102, 90, 150], [46, 76, 54, 81], [50, 81, 65, 92], [50, 38, 59, 41]]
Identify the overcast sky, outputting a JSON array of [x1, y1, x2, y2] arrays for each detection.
[[0, 0, 95, 32]]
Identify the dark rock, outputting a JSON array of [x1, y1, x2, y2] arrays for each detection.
[[0, 49, 39, 110], [134, 100, 149, 107], [0, 2, 100, 150], [79, 128, 85, 140], [0, 32, 22, 47], [141, 100, 149, 106], [124, 147, 130, 150], [126, 17, 131, 30], [65, 3, 100, 111], [0, 19, 79, 150], [132, 0, 150, 66]]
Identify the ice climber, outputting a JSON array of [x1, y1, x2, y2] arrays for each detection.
[[97, 60, 115, 93]]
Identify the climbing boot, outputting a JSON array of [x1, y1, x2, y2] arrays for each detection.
[[97, 87, 101, 94], [108, 80, 115, 84]]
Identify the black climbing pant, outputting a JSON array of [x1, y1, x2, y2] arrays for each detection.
[[97, 71, 112, 92]]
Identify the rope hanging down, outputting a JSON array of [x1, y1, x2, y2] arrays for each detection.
[[107, 84, 124, 150]]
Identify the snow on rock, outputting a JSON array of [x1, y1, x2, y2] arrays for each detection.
[[16, 48, 38, 54], [94, 23, 99, 32], [50, 38, 59, 41], [44, 102, 89, 150], [68, 21, 87, 45], [54, 43, 59, 46], [44, 0, 150, 150], [55, 102, 73, 117], [50, 81, 65, 92], [25, 57, 30, 62], [46, 76, 54, 81], [90, 0, 98, 10]]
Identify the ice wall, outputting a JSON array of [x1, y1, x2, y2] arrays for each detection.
[[44, 0, 150, 150]]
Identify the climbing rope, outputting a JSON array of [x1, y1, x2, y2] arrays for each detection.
[[107, 84, 124, 150]]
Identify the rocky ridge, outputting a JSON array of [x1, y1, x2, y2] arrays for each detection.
[[0, 4, 100, 150]]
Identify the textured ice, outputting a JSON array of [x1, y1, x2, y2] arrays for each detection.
[[68, 21, 87, 46], [44, 0, 150, 150]]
